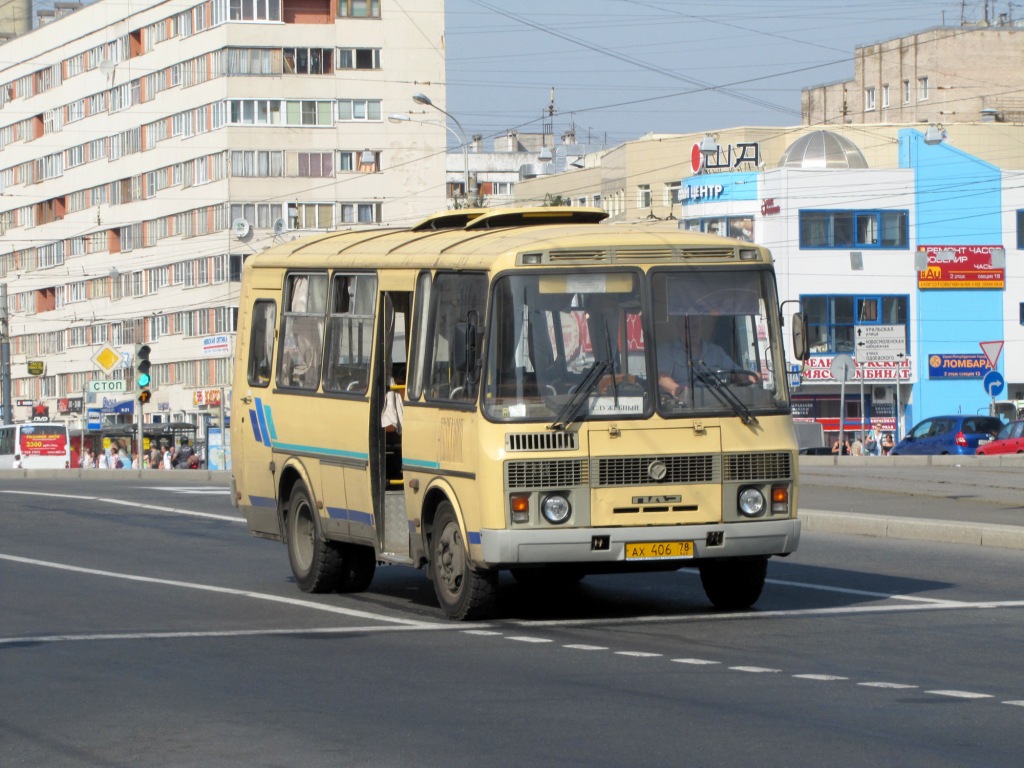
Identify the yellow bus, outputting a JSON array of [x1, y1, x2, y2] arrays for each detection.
[[230, 207, 808, 619]]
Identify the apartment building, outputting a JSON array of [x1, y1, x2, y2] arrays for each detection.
[[0, 0, 446, 436], [802, 25, 1024, 126]]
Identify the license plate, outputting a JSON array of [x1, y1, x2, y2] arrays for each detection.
[[625, 540, 694, 561]]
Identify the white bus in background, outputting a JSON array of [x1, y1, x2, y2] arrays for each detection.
[[0, 422, 71, 469]]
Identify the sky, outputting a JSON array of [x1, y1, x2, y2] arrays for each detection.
[[443, 0, 989, 148]]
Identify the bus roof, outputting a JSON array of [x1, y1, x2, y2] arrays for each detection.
[[246, 207, 772, 273]]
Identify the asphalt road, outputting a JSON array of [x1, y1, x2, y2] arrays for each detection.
[[3, 472, 1024, 766]]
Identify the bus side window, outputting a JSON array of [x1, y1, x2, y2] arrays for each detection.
[[277, 272, 328, 390], [247, 300, 277, 387], [324, 273, 377, 395], [423, 273, 487, 403]]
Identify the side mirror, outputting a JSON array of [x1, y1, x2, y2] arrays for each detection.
[[791, 312, 810, 362]]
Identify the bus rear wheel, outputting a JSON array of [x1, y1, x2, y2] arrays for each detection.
[[336, 543, 377, 593], [286, 481, 343, 593], [698, 556, 768, 610], [430, 502, 497, 620]]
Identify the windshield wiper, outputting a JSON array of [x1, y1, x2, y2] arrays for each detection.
[[690, 360, 758, 426], [548, 359, 612, 431]]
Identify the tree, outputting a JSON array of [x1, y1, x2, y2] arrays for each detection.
[[543, 193, 571, 207]]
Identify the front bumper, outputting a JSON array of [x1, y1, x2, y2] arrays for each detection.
[[477, 518, 800, 566]]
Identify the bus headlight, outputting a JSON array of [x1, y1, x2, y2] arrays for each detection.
[[737, 487, 766, 518], [541, 493, 572, 524]]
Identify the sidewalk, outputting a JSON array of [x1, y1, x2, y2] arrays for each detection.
[[798, 455, 1024, 551]]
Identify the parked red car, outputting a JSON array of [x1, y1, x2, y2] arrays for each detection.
[[976, 419, 1024, 455]]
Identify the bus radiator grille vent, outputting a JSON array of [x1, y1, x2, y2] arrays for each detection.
[[679, 247, 737, 260], [594, 454, 718, 487], [723, 452, 792, 481], [505, 432, 579, 452], [506, 459, 588, 489], [547, 249, 608, 263], [612, 247, 675, 262]]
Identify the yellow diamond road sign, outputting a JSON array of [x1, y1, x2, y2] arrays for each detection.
[[91, 344, 122, 373]]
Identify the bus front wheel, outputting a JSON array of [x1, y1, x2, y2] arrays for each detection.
[[286, 481, 344, 593], [429, 502, 497, 620], [698, 556, 768, 610]]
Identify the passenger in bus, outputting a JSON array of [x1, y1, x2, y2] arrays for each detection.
[[12, 453, 22, 469]]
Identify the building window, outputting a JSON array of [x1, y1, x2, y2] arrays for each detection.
[[683, 216, 753, 242], [284, 48, 333, 74], [338, 0, 380, 18], [637, 184, 651, 210], [289, 202, 334, 229], [229, 0, 281, 22], [799, 210, 908, 249], [231, 150, 284, 176], [801, 294, 909, 356], [296, 152, 333, 177], [918, 76, 929, 101], [864, 87, 876, 112], [1017, 210, 1024, 249], [340, 202, 380, 224], [337, 48, 380, 69], [338, 149, 380, 173], [881, 84, 890, 109], [903, 79, 910, 104], [336, 99, 381, 122]]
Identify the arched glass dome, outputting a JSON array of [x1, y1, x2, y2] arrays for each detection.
[[777, 131, 868, 169]]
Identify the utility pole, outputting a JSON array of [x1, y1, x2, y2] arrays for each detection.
[[0, 282, 11, 425]]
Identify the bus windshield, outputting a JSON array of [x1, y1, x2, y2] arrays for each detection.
[[482, 268, 788, 423]]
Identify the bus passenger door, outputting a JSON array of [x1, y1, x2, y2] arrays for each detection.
[[371, 290, 412, 558], [235, 295, 281, 537]]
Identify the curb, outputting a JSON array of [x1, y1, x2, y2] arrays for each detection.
[[801, 509, 1024, 551]]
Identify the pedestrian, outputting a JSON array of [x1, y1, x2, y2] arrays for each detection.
[[172, 438, 195, 469], [162, 445, 173, 470], [849, 436, 863, 456], [864, 426, 882, 457], [97, 448, 109, 469], [881, 432, 895, 455], [831, 437, 850, 456]]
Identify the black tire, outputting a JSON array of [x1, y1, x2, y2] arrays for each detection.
[[286, 481, 343, 593], [698, 556, 768, 610], [429, 502, 497, 620], [510, 565, 585, 587], [336, 543, 377, 593]]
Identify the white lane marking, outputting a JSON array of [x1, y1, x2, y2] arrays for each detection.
[[0, 554, 446, 628], [926, 690, 994, 700], [794, 674, 848, 681], [462, 630, 502, 636], [506, 636, 553, 644], [1003, 701, 1024, 707], [765, 577, 969, 605], [0, 490, 242, 523], [730, 666, 781, 673], [615, 651, 662, 658], [0, 625, 464, 647], [672, 658, 720, 665], [564, 644, 607, 651], [512, 600, 1024, 628], [859, 682, 919, 689]]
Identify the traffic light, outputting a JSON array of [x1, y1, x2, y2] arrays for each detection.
[[136, 344, 152, 404]]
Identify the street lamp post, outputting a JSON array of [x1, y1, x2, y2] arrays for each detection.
[[410, 92, 471, 203]]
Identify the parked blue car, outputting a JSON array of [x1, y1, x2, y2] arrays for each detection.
[[890, 415, 1003, 456]]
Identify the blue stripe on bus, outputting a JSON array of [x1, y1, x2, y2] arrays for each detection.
[[272, 442, 369, 461], [262, 401, 278, 442], [254, 398, 271, 447], [468, 531, 481, 545], [249, 495, 277, 508], [248, 409, 263, 444], [404, 457, 441, 470], [326, 507, 375, 528]]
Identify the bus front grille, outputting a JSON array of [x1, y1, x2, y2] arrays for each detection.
[[506, 458, 588, 489], [594, 454, 718, 486], [506, 432, 579, 452], [723, 452, 792, 481]]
